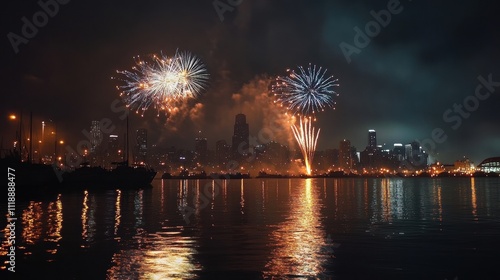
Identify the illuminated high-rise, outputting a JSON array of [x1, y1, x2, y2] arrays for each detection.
[[339, 139, 352, 171], [107, 134, 120, 166], [136, 128, 147, 164], [393, 143, 405, 161], [368, 129, 377, 148], [90, 120, 103, 152], [195, 137, 208, 166], [231, 114, 249, 158]]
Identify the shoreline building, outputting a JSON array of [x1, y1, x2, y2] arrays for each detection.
[[135, 128, 147, 164], [231, 114, 249, 159]]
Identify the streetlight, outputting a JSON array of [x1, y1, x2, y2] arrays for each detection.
[[8, 112, 22, 159], [55, 139, 65, 164]]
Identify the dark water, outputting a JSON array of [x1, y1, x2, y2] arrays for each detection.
[[1, 178, 500, 279]]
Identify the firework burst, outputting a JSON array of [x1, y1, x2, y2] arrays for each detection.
[[273, 64, 339, 116], [113, 50, 209, 116]]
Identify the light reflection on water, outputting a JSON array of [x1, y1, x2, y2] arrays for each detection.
[[44, 194, 63, 256], [0, 194, 64, 266], [114, 190, 121, 236], [263, 178, 331, 278], [106, 227, 201, 280], [81, 190, 97, 246], [107, 183, 201, 280], [1, 178, 499, 279], [22, 201, 43, 245]]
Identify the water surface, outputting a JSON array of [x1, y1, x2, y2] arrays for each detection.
[[1, 178, 500, 279]]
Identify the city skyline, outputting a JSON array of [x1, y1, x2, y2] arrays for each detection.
[[1, 0, 499, 165], [1, 108, 498, 168]]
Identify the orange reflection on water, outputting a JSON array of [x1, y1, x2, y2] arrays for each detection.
[[22, 201, 43, 245], [381, 179, 392, 222], [45, 194, 63, 255], [178, 180, 188, 213], [107, 228, 201, 279], [81, 190, 88, 242], [81, 190, 97, 246], [115, 190, 121, 236], [264, 179, 329, 278], [240, 179, 245, 214], [471, 178, 478, 220]]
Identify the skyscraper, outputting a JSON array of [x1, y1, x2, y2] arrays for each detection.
[[107, 134, 120, 166], [404, 144, 412, 160], [195, 137, 208, 166], [368, 129, 377, 148], [339, 139, 352, 171], [136, 128, 147, 164], [90, 120, 103, 152], [393, 143, 405, 161], [231, 114, 249, 158]]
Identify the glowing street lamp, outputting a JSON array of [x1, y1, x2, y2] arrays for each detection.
[[8, 113, 22, 158]]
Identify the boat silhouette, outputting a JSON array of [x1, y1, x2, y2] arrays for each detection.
[[61, 161, 156, 189]]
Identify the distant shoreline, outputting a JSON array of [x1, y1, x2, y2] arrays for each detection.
[[161, 171, 499, 180]]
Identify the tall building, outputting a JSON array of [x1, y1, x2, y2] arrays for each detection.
[[216, 140, 230, 166], [90, 120, 103, 152], [107, 134, 120, 166], [195, 137, 208, 166], [404, 144, 412, 160], [393, 143, 405, 161], [339, 139, 352, 171], [136, 128, 147, 164], [231, 114, 249, 158], [411, 141, 421, 158], [368, 129, 377, 148], [404, 141, 428, 168]]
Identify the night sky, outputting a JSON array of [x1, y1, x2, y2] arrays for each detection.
[[1, 0, 499, 164]]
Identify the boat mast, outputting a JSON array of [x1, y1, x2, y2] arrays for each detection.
[[29, 111, 33, 164], [126, 115, 129, 166], [19, 110, 23, 161]]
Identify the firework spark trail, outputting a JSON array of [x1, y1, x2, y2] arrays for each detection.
[[291, 116, 320, 176], [113, 50, 209, 117]]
